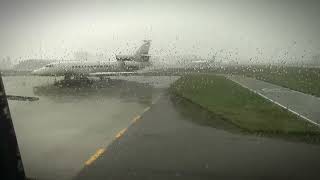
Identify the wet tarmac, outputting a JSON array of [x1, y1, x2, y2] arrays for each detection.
[[3, 75, 320, 180], [226, 75, 320, 126], [75, 94, 320, 180], [2, 75, 179, 180]]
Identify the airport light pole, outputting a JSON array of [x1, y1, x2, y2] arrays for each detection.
[[0, 73, 27, 180]]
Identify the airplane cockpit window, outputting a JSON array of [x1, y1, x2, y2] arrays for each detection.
[[45, 64, 54, 68], [1, 0, 320, 180]]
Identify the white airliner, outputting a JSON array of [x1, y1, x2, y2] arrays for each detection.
[[32, 40, 152, 80]]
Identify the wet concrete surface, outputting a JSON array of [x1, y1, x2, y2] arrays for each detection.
[[75, 94, 320, 180], [227, 75, 320, 125], [4, 75, 320, 180], [2, 75, 179, 180]]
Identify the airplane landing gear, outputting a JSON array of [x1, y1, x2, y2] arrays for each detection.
[[99, 76, 111, 82], [64, 74, 72, 81]]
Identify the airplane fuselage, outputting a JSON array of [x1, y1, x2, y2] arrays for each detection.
[[32, 60, 150, 77], [32, 40, 152, 78]]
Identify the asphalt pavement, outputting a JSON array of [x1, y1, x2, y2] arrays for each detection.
[[227, 75, 320, 126], [3, 76, 178, 180], [74, 93, 320, 180]]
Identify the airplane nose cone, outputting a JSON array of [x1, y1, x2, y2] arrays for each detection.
[[31, 68, 44, 75], [31, 69, 40, 75]]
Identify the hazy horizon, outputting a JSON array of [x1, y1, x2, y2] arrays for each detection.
[[1, 0, 320, 64]]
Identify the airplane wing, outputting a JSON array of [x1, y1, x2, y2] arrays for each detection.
[[89, 67, 156, 77], [6, 95, 39, 101], [89, 72, 139, 76]]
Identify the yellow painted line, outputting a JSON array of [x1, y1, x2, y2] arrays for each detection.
[[84, 103, 154, 167], [83, 127, 128, 167], [131, 115, 141, 124], [115, 128, 127, 139], [143, 107, 151, 113], [84, 148, 106, 166]]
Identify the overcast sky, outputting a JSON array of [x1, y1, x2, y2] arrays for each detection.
[[1, 0, 320, 63]]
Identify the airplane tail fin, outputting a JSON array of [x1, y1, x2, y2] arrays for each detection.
[[134, 40, 151, 62]]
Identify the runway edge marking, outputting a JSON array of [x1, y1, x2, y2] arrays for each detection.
[[84, 148, 106, 166], [227, 76, 320, 128], [82, 94, 162, 167]]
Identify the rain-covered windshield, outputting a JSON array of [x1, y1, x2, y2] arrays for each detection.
[[1, 0, 320, 180]]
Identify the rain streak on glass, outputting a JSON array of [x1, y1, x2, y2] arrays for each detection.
[[1, 0, 320, 180]]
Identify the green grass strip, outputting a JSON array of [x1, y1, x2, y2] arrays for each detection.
[[170, 74, 320, 134]]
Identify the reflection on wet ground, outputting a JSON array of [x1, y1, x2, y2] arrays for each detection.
[[3, 75, 320, 179], [171, 94, 320, 144], [75, 93, 320, 180], [33, 78, 156, 105], [2, 76, 176, 180]]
